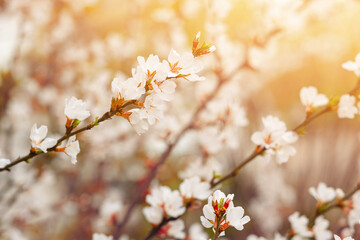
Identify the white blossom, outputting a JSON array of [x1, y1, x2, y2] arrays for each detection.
[[337, 94, 358, 119], [129, 109, 149, 135], [0, 158, 10, 168], [334, 234, 354, 240], [342, 53, 360, 76], [288, 212, 313, 238], [92, 233, 113, 240], [167, 49, 204, 81], [58, 136, 80, 164], [200, 190, 250, 236], [188, 223, 208, 240], [30, 124, 57, 153], [251, 115, 298, 164], [166, 219, 186, 239], [179, 176, 211, 201], [111, 69, 146, 101], [64, 96, 90, 120], [300, 86, 329, 112], [313, 216, 332, 240], [143, 186, 185, 224], [309, 182, 336, 203], [247, 235, 267, 240]]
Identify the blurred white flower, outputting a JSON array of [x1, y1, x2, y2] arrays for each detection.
[[64, 96, 90, 121], [300, 86, 329, 113], [30, 124, 57, 153], [179, 176, 211, 201], [166, 219, 186, 239], [289, 212, 313, 238], [129, 109, 149, 135], [337, 94, 358, 119], [334, 234, 354, 240], [313, 216, 332, 240], [0, 149, 10, 168], [251, 115, 298, 164], [309, 182, 336, 204], [247, 234, 267, 240], [188, 223, 208, 240], [342, 53, 360, 76], [92, 233, 113, 240], [143, 186, 185, 224]]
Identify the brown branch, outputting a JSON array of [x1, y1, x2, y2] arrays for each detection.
[[0, 110, 118, 172]]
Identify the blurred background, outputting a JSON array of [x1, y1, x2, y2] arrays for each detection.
[[0, 0, 360, 239]]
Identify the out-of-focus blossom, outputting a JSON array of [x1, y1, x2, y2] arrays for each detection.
[[128, 109, 149, 135], [251, 115, 298, 164], [309, 182, 336, 204], [164, 219, 186, 239], [288, 212, 313, 238], [200, 190, 250, 236], [92, 233, 113, 240], [300, 86, 329, 113], [313, 216, 332, 240], [337, 94, 358, 119], [143, 186, 185, 225], [178, 157, 222, 182], [188, 223, 208, 240], [64, 96, 90, 121], [247, 234, 267, 240], [30, 124, 57, 153], [179, 176, 211, 201], [334, 234, 354, 240], [342, 53, 360, 76], [0, 150, 10, 168]]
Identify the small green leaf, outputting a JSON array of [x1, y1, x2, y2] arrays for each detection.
[[71, 119, 81, 128]]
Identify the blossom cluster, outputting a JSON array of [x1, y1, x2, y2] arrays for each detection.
[[111, 33, 214, 135], [251, 115, 298, 164], [143, 176, 211, 238]]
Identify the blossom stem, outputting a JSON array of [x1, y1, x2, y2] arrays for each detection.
[[212, 213, 224, 240]]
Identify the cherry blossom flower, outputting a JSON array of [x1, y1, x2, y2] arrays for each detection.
[[188, 223, 208, 240], [92, 233, 113, 240], [64, 96, 90, 121], [128, 109, 149, 135], [57, 136, 80, 164], [143, 186, 185, 225], [167, 49, 204, 81], [309, 182, 336, 204], [251, 115, 298, 164], [161, 219, 185, 239], [288, 212, 313, 238], [247, 234, 267, 240], [200, 190, 250, 236], [334, 234, 354, 240], [300, 86, 329, 113], [342, 53, 360, 76], [30, 124, 57, 153], [179, 176, 211, 201], [111, 69, 146, 101], [313, 216, 332, 240], [337, 94, 358, 119]]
